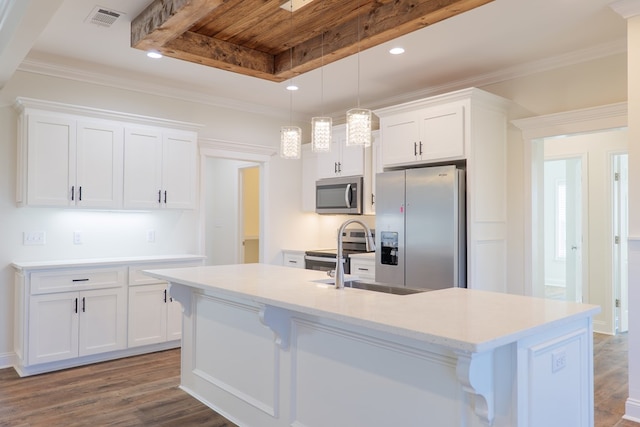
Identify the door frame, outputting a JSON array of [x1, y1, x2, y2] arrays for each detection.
[[198, 138, 276, 264], [512, 103, 627, 298]]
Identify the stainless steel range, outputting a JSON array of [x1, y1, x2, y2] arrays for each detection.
[[304, 228, 374, 274]]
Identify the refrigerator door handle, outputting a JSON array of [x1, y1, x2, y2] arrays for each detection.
[[345, 183, 352, 208]]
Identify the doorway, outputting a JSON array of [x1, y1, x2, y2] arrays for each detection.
[[240, 166, 260, 263]]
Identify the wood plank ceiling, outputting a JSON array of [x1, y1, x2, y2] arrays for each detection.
[[132, 0, 493, 82]]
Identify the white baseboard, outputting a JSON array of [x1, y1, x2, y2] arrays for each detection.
[[625, 398, 640, 422], [0, 352, 16, 369]]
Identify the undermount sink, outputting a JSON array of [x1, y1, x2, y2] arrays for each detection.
[[313, 279, 425, 295]]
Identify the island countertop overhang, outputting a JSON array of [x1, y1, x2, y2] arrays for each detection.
[[144, 263, 600, 353]]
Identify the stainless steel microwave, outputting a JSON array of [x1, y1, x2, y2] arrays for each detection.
[[315, 176, 363, 215]]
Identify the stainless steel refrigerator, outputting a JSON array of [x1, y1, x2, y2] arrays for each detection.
[[375, 165, 466, 290]]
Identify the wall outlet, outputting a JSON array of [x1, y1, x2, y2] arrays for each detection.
[[73, 231, 82, 245], [23, 231, 46, 245], [147, 230, 156, 243], [552, 349, 567, 373]]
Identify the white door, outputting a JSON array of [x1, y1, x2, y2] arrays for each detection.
[[123, 127, 163, 209], [76, 120, 124, 208], [28, 293, 79, 365], [128, 284, 167, 347], [381, 113, 419, 166], [162, 131, 197, 209], [418, 104, 465, 161], [543, 157, 585, 302], [27, 114, 75, 206], [613, 154, 629, 333], [78, 288, 126, 356]]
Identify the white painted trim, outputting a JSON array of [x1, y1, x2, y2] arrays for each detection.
[[14, 97, 203, 131], [0, 351, 16, 369], [625, 398, 640, 422], [610, 0, 640, 19], [16, 38, 626, 119], [511, 103, 628, 296]]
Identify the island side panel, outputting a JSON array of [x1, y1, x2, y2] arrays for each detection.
[[516, 317, 594, 427], [178, 290, 284, 427]]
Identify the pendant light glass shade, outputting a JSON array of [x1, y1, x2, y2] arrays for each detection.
[[280, 126, 302, 159], [345, 108, 372, 147], [311, 117, 332, 152]]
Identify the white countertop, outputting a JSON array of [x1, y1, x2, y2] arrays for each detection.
[[11, 254, 205, 271], [144, 263, 600, 353]]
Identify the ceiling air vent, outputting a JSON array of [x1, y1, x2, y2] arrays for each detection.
[[84, 6, 124, 28]]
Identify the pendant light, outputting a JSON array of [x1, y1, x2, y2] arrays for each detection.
[[311, 9, 332, 153], [280, 3, 302, 159], [345, 0, 371, 148]]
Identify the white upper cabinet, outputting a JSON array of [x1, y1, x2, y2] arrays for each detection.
[[23, 114, 123, 208], [123, 128, 197, 209], [316, 124, 365, 179], [15, 98, 200, 210], [380, 102, 465, 167]]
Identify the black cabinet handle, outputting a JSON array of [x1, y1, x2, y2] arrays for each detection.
[[334, 162, 338, 174], [72, 278, 89, 282], [419, 141, 423, 156], [164, 191, 167, 204], [82, 297, 86, 313], [71, 186, 75, 201], [75, 298, 78, 314], [414, 142, 417, 156], [79, 186, 82, 201], [164, 289, 167, 303], [371, 193, 375, 206]]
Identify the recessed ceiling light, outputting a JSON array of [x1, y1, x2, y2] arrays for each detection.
[[389, 47, 405, 55], [286, 84, 299, 91], [147, 51, 163, 59]]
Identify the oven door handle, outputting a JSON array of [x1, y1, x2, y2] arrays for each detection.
[[304, 255, 338, 263]]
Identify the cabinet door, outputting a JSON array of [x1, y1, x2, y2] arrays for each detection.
[[28, 293, 79, 365], [418, 104, 465, 161], [340, 142, 365, 177], [316, 139, 341, 179], [381, 113, 419, 167], [166, 296, 183, 341], [76, 121, 124, 208], [128, 284, 167, 347], [123, 127, 163, 209], [162, 132, 197, 209], [26, 114, 75, 207], [78, 288, 126, 357]]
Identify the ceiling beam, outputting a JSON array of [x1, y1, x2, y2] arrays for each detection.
[[131, 0, 226, 50], [131, 0, 493, 82]]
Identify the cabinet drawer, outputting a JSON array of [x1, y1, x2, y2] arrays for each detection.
[[31, 267, 126, 295], [350, 260, 375, 281], [129, 261, 203, 286], [283, 253, 305, 269]]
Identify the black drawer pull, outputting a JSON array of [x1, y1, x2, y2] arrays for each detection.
[[72, 278, 90, 282]]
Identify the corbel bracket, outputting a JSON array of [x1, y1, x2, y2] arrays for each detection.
[[455, 349, 495, 425], [259, 305, 291, 349]]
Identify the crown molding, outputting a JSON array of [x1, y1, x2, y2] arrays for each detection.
[[199, 137, 277, 162], [360, 39, 627, 114], [19, 37, 626, 122], [609, 0, 640, 19]]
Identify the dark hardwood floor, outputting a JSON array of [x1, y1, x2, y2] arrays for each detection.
[[0, 333, 636, 426]]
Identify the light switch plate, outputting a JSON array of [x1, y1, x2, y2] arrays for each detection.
[[73, 231, 82, 245], [23, 231, 46, 245]]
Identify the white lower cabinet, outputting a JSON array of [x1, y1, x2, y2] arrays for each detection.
[[283, 250, 306, 269], [27, 283, 126, 365], [13, 255, 204, 376], [128, 283, 182, 347]]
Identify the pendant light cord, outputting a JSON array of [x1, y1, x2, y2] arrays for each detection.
[[356, 0, 361, 108]]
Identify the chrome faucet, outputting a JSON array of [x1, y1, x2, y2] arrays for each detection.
[[333, 219, 375, 289]]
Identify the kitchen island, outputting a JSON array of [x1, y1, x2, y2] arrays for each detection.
[[145, 264, 600, 427]]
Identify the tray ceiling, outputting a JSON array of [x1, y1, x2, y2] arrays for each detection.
[[131, 0, 493, 82]]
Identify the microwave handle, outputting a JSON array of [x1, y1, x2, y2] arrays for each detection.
[[345, 183, 352, 208]]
